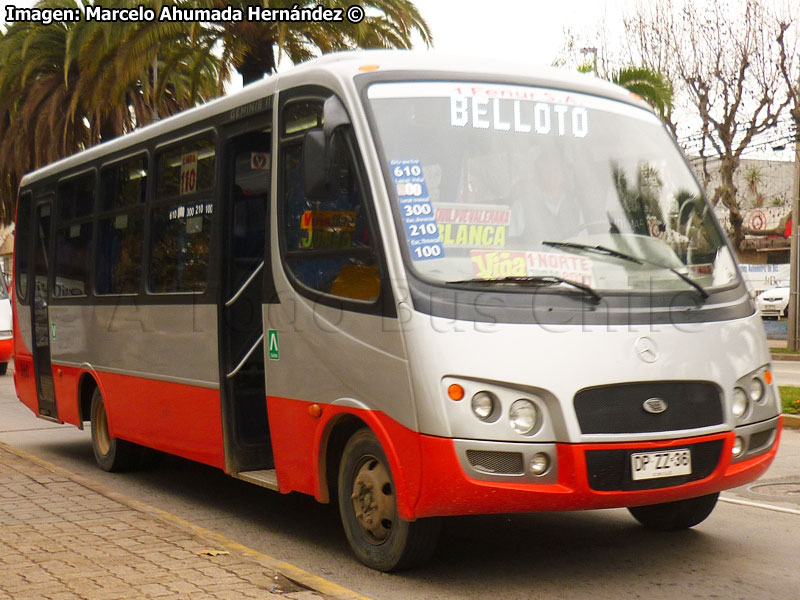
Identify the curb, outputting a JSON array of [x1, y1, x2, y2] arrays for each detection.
[[770, 353, 800, 362], [783, 413, 800, 428], [0, 442, 372, 600]]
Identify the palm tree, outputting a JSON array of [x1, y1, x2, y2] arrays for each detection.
[[743, 165, 764, 208], [63, 0, 223, 141], [198, 0, 433, 84], [610, 66, 674, 123], [0, 0, 222, 221], [0, 0, 433, 221]]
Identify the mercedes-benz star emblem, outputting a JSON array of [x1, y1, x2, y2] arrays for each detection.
[[643, 397, 668, 414], [634, 336, 659, 363]]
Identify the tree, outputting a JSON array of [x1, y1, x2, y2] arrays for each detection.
[[0, 0, 433, 222], [610, 66, 674, 124], [743, 165, 764, 207], [623, 0, 790, 250], [198, 0, 432, 85], [0, 0, 222, 222], [564, 39, 674, 130]]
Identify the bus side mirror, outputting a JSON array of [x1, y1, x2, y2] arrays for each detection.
[[303, 129, 327, 200], [303, 95, 352, 200], [322, 95, 351, 140]]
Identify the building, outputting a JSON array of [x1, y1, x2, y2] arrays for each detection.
[[694, 157, 795, 264]]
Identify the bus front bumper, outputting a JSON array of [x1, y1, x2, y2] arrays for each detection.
[[412, 420, 781, 518]]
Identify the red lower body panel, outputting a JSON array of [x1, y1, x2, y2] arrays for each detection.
[[12, 355, 37, 415], [93, 369, 225, 469], [413, 426, 781, 518], [30, 363, 225, 469], [267, 395, 423, 520], [12, 362, 780, 521], [266, 396, 780, 520]]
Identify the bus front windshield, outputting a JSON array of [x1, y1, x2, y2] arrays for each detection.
[[367, 81, 737, 296]]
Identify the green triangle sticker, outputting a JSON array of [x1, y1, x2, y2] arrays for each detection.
[[267, 330, 279, 360]]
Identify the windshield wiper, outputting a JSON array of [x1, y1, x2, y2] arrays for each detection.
[[446, 275, 602, 304], [542, 240, 709, 301]]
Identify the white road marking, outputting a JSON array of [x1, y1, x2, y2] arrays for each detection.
[[720, 495, 800, 516]]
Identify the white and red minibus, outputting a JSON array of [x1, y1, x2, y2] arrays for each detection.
[[13, 51, 781, 571]]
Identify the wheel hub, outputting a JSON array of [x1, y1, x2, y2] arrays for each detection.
[[351, 457, 395, 543]]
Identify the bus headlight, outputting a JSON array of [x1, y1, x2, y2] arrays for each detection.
[[471, 392, 497, 421], [749, 377, 765, 403], [509, 399, 540, 435], [732, 387, 750, 419]]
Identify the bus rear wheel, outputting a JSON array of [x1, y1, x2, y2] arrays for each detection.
[[90, 388, 141, 472], [628, 492, 719, 531], [337, 428, 441, 571]]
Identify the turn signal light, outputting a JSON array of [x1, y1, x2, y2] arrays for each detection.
[[308, 404, 322, 418], [764, 370, 772, 385], [448, 384, 465, 401]]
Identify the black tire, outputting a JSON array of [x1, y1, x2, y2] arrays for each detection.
[[0, 362, 7, 375], [338, 428, 441, 571], [90, 388, 141, 472], [628, 492, 719, 531]]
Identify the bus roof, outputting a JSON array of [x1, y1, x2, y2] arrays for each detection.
[[19, 49, 647, 187]]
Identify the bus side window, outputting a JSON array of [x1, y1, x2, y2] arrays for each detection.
[[149, 134, 215, 294], [15, 192, 33, 304], [281, 99, 380, 303], [55, 173, 95, 298], [96, 155, 146, 295]]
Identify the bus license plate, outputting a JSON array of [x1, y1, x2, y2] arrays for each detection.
[[631, 449, 691, 481]]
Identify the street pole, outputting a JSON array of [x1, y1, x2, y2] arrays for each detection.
[[153, 56, 159, 121], [788, 121, 800, 351]]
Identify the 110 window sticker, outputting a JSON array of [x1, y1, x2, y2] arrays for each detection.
[[390, 159, 444, 261]]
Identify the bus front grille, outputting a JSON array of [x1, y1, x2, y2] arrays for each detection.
[[574, 381, 723, 435]]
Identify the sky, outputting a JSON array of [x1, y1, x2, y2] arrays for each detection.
[[0, 0, 791, 161], [406, 0, 636, 66], [0, 0, 635, 65]]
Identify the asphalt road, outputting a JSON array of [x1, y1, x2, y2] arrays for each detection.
[[2, 369, 800, 600], [771, 359, 800, 386]]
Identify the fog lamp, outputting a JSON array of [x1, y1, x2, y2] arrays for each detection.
[[529, 453, 550, 476], [732, 436, 745, 457]]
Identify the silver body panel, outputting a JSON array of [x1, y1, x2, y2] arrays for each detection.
[[265, 70, 416, 429], [399, 309, 775, 442], [48, 304, 219, 387], [15, 304, 32, 351]]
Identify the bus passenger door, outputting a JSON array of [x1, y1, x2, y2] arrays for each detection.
[[31, 199, 57, 419], [218, 118, 274, 474]]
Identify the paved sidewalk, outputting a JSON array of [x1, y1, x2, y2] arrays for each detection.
[[0, 442, 362, 600]]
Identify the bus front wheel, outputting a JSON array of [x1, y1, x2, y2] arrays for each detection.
[[337, 428, 441, 571], [628, 492, 719, 531], [90, 388, 140, 472]]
